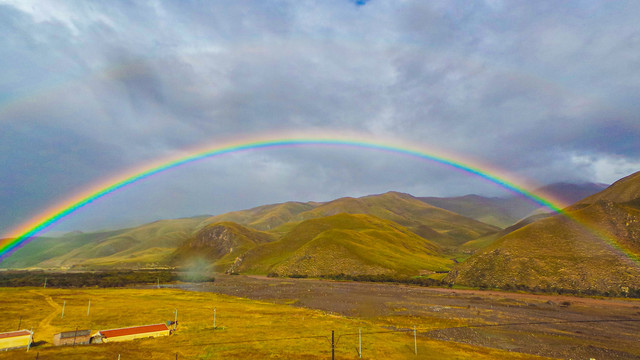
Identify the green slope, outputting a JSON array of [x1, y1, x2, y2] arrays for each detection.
[[574, 171, 640, 206], [420, 183, 607, 228], [34, 217, 210, 269], [172, 221, 275, 272], [0, 230, 127, 269], [446, 201, 640, 294], [203, 201, 316, 232], [236, 213, 453, 276], [295, 192, 500, 247], [419, 195, 525, 228], [201, 192, 500, 247]]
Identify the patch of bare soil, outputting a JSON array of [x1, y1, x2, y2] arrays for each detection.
[[173, 275, 640, 359]]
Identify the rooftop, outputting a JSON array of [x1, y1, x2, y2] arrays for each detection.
[[0, 330, 32, 339], [99, 324, 169, 338], [57, 330, 91, 338]]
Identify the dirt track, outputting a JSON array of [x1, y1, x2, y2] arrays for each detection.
[[172, 275, 640, 359]]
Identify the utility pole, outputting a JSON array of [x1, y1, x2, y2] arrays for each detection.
[[414, 326, 417, 355], [358, 327, 362, 358], [27, 327, 32, 352], [87, 300, 91, 316], [73, 327, 78, 347], [174, 309, 178, 330], [61, 301, 66, 319], [331, 330, 335, 360], [44, 277, 47, 288]]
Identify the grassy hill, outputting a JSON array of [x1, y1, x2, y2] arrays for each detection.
[[420, 183, 607, 228], [0, 230, 127, 269], [171, 221, 275, 272], [419, 194, 529, 228], [447, 174, 640, 294], [0, 192, 498, 271], [573, 171, 640, 205], [236, 213, 453, 276], [293, 192, 499, 247], [203, 201, 316, 232], [202, 192, 500, 247], [20, 217, 211, 269]]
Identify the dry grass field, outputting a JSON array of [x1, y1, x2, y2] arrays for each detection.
[[0, 286, 555, 360]]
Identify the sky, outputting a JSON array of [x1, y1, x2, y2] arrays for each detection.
[[1, 0, 639, 235]]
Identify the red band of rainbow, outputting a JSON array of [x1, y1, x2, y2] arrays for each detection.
[[0, 133, 564, 263]]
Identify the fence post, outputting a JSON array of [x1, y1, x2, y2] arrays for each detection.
[[174, 309, 178, 330], [359, 327, 362, 358], [332, 330, 335, 360], [414, 326, 417, 355]]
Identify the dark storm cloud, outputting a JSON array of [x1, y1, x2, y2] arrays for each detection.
[[1, 0, 639, 234]]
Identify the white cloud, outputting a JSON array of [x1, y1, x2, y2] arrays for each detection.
[[571, 153, 640, 184], [1, 1, 639, 234]]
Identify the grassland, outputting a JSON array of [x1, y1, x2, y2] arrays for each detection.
[[447, 201, 640, 294], [236, 213, 453, 276], [0, 286, 554, 360]]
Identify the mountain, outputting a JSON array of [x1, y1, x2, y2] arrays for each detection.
[[418, 194, 529, 228], [4, 217, 212, 269], [446, 171, 640, 294], [0, 229, 128, 269], [0, 192, 497, 270], [420, 182, 607, 228], [205, 192, 500, 248], [203, 201, 317, 232], [572, 172, 640, 206], [232, 213, 452, 276], [171, 222, 275, 272], [537, 182, 609, 206]]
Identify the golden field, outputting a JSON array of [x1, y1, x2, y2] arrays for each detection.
[[0, 287, 552, 359]]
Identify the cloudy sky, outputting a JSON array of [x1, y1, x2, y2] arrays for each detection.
[[1, 0, 639, 235]]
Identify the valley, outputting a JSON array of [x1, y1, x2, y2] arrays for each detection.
[[176, 274, 640, 359]]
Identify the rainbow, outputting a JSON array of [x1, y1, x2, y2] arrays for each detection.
[[0, 132, 565, 263]]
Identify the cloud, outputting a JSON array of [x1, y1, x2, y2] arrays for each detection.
[[0, 0, 639, 234]]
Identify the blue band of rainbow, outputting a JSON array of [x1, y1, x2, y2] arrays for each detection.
[[0, 134, 563, 263]]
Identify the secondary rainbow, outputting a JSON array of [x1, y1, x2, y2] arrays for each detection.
[[0, 133, 564, 263]]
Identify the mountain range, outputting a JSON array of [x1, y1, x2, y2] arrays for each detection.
[[3, 176, 638, 295]]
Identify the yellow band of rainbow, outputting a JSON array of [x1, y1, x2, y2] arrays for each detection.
[[0, 133, 564, 262]]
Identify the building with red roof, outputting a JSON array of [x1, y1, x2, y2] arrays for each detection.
[[92, 323, 170, 343], [0, 330, 33, 351]]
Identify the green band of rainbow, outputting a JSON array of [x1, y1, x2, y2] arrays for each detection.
[[0, 135, 563, 263]]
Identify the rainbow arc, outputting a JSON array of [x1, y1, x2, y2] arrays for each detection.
[[0, 133, 564, 262]]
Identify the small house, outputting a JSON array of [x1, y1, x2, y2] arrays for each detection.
[[0, 330, 33, 351], [93, 323, 170, 343], [53, 329, 91, 346]]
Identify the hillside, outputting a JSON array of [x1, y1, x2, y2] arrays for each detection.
[[292, 192, 499, 247], [0, 229, 127, 269], [28, 217, 210, 269], [234, 213, 453, 276], [419, 194, 529, 228], [447, 172, 640, 294], [202, 192, 499, 248], [0, 192, 498, 271], [203, 201, 317, 232], [171, 221, 275, 272], [420, 182, 607, 228], [573, 171, 640, 205]]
